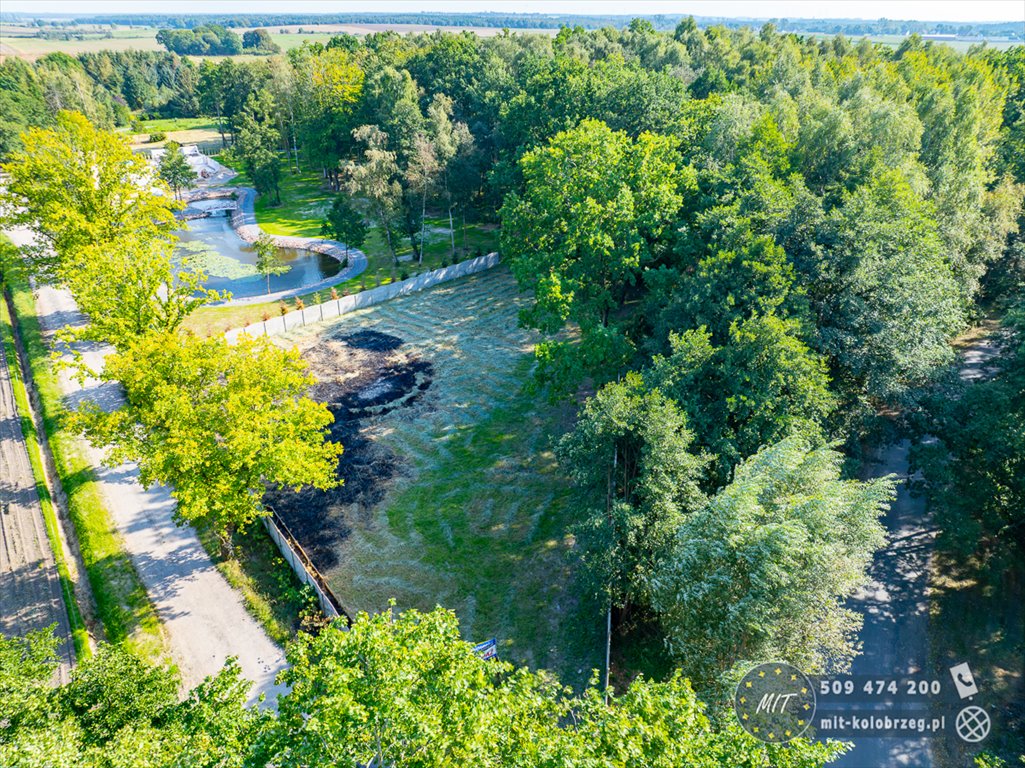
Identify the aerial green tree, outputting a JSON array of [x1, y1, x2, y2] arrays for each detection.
[[426, 93, 474, 259], [157, 140, 197, 200], [646, 315, 836, 485], [59, 236, 220, 351], [255, 605, 847, 768], [283, 45, 364, 178], [501, 118, 693, 392], [320, 194, 367, 257], [252, 232, 289, 294], [405, 131, 440, 263], [0, 111, 177, 281], [71, 331, 343, 538], [650, 435, 892, 690], [0, 57, 49, 158], [340, 124, 403, 262], [815, 170, 966, 402], [232, 89, 283, 205], [557, 373, 707, 611], [0, 629, 265, 768], [2, 615, 846, 768], [241, 29, 280, 55], [61, 645, 178, 746], [648, 235, 812, 349]]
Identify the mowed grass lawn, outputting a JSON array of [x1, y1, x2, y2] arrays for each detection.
[[183, 156, 499, 336], [275, 268, 603, 687]]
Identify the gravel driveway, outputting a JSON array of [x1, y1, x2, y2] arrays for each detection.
[[5, 227, 287, 703]]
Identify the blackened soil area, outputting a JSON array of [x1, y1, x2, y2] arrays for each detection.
[[264, 329, 433, 570]]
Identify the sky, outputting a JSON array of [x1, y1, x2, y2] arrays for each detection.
[[2, 0, 1023, 23]]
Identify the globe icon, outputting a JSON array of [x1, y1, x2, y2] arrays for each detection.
[[955, 706, 991, 743]]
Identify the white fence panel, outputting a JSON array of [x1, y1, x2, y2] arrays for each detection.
[[227, 252, 500, 343]]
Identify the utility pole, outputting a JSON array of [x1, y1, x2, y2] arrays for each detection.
[[604, 444, 617, 704]]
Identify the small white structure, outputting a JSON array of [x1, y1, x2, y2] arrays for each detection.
[[149, 144, 235, 185]]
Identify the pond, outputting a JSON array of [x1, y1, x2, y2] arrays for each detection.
[[175, 214, 342, 300]]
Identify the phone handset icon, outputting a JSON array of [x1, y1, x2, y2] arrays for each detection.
[[949, 662, 979, 699]]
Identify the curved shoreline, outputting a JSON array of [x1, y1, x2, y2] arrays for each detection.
[[182, 186, 369, 307]]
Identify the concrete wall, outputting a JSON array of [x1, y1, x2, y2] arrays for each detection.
[[262, 512, 346, 623], [226, 251, 501, 344]]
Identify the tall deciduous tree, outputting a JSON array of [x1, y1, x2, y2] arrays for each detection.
[[501, 118, 694, 392], [71, 331, 343, 538], [0, 110, 177, 281], [650, 436, 892, 690], [320, 194, 367, 257], [60, 236, 220, 351], [426, 92, 474, 259], [647, 315, 836, 485], [405, 131, 439, 263], [341, 124, 403, 263], [816, 170, 966, 402], [2, 617, 845, 768], [157, 140, 197, 200], [255, 605, 846, 768], [0, 629, 266, 768], [252, 232, 289, 294], [557, 373, 707, 610], [232, 89, 283, 205]]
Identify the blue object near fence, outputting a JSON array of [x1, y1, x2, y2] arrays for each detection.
[[473, 638, 498, 661]]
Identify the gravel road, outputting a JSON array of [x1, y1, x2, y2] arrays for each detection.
[[0, 324, 74, 680], [5, 227, 287, 703]]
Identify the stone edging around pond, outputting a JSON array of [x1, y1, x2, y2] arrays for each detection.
[[183, 186, 369, 307]]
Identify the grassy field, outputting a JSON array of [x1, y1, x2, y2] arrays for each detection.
[[127, 118, 224, 151], [0, 238, 164, 661], [182, 157, 499, 337], [271, 267, 603, 686], [0, 23, 558, 61]]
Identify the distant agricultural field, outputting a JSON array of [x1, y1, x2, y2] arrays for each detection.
[[0, 27, 165, 59], [0, 22, 556, 62], [266, 267, 602, 686]]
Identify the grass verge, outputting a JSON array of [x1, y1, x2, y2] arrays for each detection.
[[0, 237, 164, 661], [192, 519, 310, 646], [0, 291, 89, 658]]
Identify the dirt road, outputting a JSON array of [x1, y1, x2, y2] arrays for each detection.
[[5, 227, 287, 703], [836, 332, 1003, 768], [0, 325, 73, 679]]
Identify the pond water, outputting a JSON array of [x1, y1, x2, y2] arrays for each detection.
[[175, 214, 342, 299]]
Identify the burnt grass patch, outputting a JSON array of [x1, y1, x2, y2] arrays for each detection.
[[264, 332, 433, 571], [340, 329, 404, 352]]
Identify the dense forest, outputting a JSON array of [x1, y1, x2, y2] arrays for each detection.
[[1, 17, 1024, 766], [156, 25, 281, 56]]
